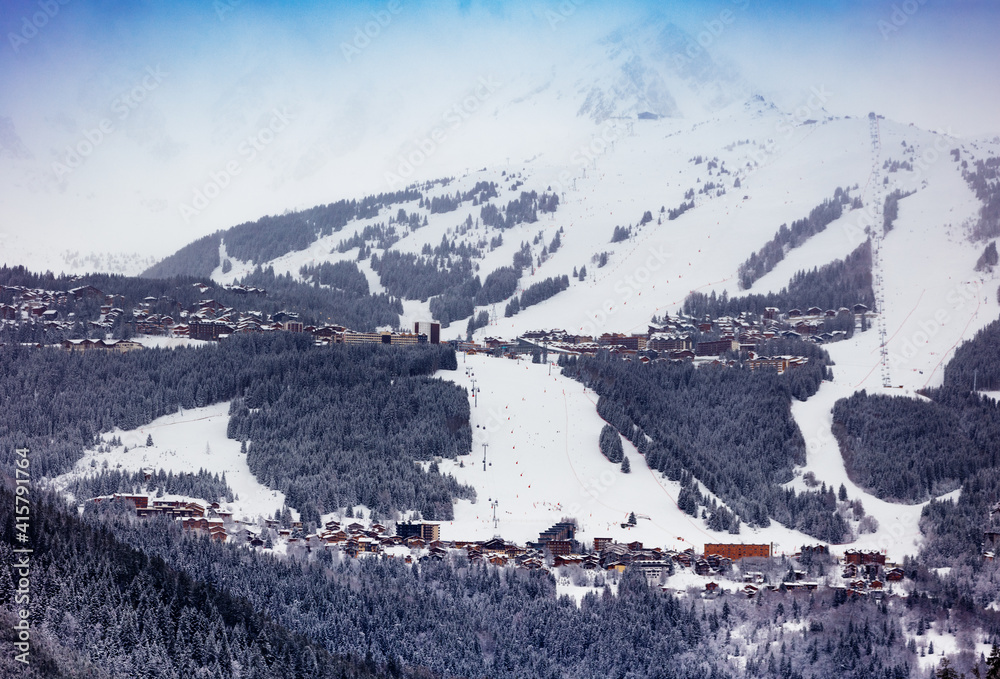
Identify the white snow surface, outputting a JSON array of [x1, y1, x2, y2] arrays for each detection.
[[52, 401, 290, 524], [436, 353, 819, 554]]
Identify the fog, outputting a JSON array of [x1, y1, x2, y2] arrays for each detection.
[[0, 0, 996, 271]]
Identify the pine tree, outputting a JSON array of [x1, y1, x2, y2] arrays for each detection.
[[621, 457, 631, 474]]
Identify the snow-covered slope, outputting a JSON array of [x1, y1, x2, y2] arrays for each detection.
[[52, 401, 291, 524], [435, 352, 820, 554]]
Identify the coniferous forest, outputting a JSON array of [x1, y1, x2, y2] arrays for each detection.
[[562, 350, 852, 543], [7, 308, 1000, 677], [1, 485, 934, 679], [685, 239, 874, 319], [0, 335, 467, 520]]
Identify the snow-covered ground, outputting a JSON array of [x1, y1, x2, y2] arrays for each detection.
[[436, 352, 820, 554], [52, 401, 290, 524], [133, 336, 210, 350]]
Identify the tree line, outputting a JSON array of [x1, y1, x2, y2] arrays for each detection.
[[737, 187, 857, 290], [561, 351, 851, 543]]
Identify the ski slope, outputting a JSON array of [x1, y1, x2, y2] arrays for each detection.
[[436, 352, 820, 554], [52, 401, 290, 524]]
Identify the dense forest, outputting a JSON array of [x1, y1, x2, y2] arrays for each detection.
[[236, 266, 403, 330], [561, 350, 851, 542], [915, 314, 1000, 567], [299, 260, 371, 296], [370, 251, 476, 302], [0, 335, 469, 521], [598, 423, 624, 463], [832, 391, 983, 503], [62, 468, 234, 504], [143, 189, 423, 278], [0, 488, 401, 679], [685, 239, 874, 318], [882, 189, 915, 233], [8, 491, 934, 679], [737, 188, 857, 290], [964, 156, 1000, 241], [942, 315, 1000, 392], [827, 312, 1000, 570], [228, 342, 472, 524], [504, 275, 570, 317]]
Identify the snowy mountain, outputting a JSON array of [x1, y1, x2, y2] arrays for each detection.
[[128, 79, 1000, 560]]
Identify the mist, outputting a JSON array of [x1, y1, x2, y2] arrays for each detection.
[[0, 0, 996, 272]]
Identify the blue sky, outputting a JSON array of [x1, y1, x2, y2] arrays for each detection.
[[3, 0, 998, 134]]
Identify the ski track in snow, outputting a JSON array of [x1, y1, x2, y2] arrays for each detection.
[[437, 353, 820, 554], [44, 104, 1000, 559]]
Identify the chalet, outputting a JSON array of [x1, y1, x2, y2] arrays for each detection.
[[853, 304, 870, 314], [885, 567, 905, 582], [806, 306, 823, 316], [668, 349, 696, 361], [800, 544, 829, 557], [647, 334, 692, 353], [704, 543, 770, 560], [69, 285, 103, 300], [553, 554, 585, 568], [843, 549, 886, 565], [598, 333, 647, 351]]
